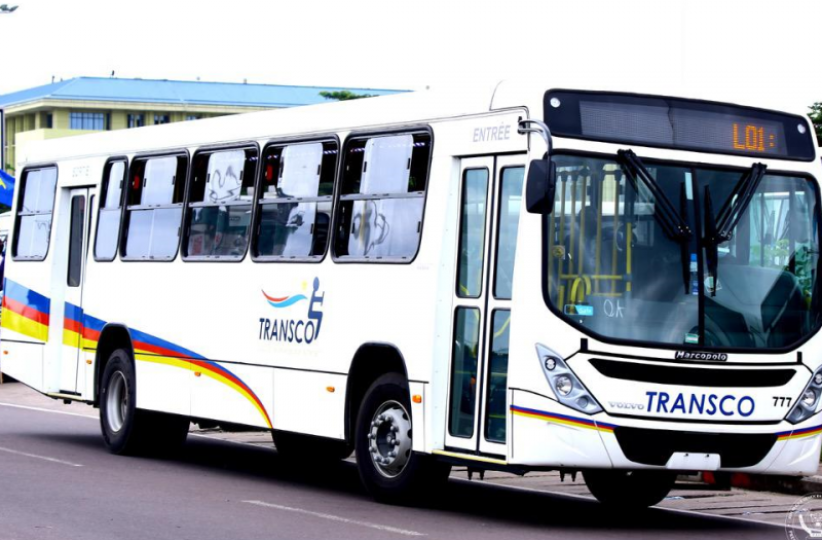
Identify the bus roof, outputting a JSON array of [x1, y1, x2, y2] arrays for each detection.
[[19, 79, 812, 166], [19, 82, 500, 165]]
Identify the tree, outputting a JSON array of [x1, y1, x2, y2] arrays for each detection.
[[319, 90, 376, 101], [810, 102, 822, 146]]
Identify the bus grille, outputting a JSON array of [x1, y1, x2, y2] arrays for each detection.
[[589, 358, 795, 388], [613, 427, 777, 468]]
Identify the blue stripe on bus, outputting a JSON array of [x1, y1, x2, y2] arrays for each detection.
[[64, 302, 83, 323], [4, 279, 51, 315]]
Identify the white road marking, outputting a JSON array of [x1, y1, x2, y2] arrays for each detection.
[[0, 445, 83, 467], [242, 500, 426, 537], [0, 402, 97, 420]]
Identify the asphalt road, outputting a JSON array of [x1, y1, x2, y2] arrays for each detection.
[[0, 403, 792, 540]]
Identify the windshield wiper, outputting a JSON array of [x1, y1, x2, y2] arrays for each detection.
[[617, 149, 692, 242], [702, 163, 767, 297], [711, 162, 767, 243]]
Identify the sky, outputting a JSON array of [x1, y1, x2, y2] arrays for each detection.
[[0, 0, 819, 112]]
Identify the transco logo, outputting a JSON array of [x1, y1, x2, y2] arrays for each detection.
[[258, 278, 325, 345], [646, 391, 755, 418]]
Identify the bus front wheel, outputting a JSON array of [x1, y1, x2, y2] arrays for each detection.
[[583, 469, 676, 509], [99, 349, 189, 455], [354, 373, 450, 504]]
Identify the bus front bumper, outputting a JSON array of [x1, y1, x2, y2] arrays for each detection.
[[509, 389, 822, 476]]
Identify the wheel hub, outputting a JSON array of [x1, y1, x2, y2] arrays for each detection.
[[368, 400, 412, 478], [106, 371, 128, 433]]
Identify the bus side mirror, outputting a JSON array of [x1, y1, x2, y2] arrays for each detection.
[[525, 158, 556, 214]]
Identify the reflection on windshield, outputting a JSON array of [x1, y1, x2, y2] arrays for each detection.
[[546, 154, 820, 350]]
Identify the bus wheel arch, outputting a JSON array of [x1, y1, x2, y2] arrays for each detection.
[[94, 324, 135, 407], [94, 325, 188, 455], [344, 343, 409, 445], [353, 372, 450, 503]]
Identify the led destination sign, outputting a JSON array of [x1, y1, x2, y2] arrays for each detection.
[[544, 90, 816, 161]]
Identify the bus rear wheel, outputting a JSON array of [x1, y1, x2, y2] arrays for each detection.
[[354, 373, 451, 504], [99, 348, 189, 456], [583, 470, 676, 509]]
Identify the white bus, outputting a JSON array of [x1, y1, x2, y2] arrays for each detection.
[[2, 82, 821, 509]]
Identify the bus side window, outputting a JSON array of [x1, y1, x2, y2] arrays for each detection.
[[95, 159, 127, 261], [253, 140, 337, 260], [494, 167, 524, 299], [121, 154, 188, 260], [13, 167, 58, 260], [183, 147, 257, 260], [457, 168, 489, 298], [67, 195, 86, 286], [485, 309, 510, 443], [334, 132, 431, 262], [449, 307, 480, 438]]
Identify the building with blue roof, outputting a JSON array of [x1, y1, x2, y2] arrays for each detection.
[[0, 77, 406, 171]]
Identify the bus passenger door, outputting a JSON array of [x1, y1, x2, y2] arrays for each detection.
[[57, 188, 93, 394], [445, 156, 525, 457], [477, 156, 524, 456]]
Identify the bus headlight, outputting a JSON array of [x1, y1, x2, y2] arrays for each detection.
[[555, 376, 573, 396], [787, 367, 822, 424], [536, 344, 602, 415]]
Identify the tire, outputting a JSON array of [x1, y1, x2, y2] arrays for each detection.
[[583, 470, 676, 510], [99, 348, 189, 456], [354, 373, 451, 504], [272, 430, 352, 463]]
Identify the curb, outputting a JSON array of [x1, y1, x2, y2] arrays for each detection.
[[702, 471, 822, 495]]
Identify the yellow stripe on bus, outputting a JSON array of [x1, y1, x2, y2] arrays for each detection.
[[1, 309, 49, 341], [134, 353, 191, 372], [511, 408, 600, 431], [133, 353, 272, 429], [432, 450, 507, 465], [63, 328, 82, 348], [196, 367, 272, 428]]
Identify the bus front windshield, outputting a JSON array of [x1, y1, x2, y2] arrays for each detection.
[[546, 153, 821, 350]]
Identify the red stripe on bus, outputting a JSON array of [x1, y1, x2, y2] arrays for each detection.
[[81, 326, 101, 342], [64, 318, 82, 334], [2, 296, 50, 327]]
